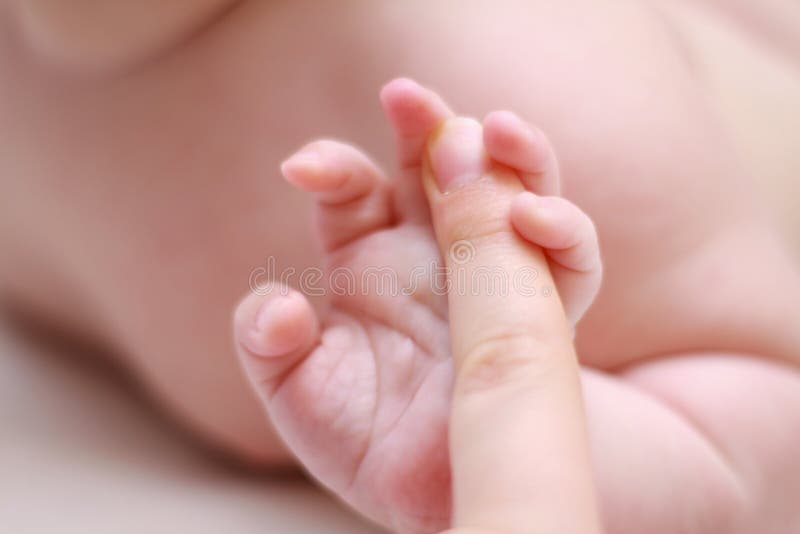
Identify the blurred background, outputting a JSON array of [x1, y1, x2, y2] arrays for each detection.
[[0, 314, 380, 534]]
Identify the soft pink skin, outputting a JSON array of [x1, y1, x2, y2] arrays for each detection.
[[2, 2, 800, 533], [238, 81, 457, 532], [232, 79, 799, 534], [484, 109, 602, 325], [235, 80, 602, 532]]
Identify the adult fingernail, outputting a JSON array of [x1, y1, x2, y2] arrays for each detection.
[[427, 117, 490, 192]]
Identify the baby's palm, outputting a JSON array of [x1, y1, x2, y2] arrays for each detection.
[[273, 220, 453, 532], [231, 80, 460, 532]]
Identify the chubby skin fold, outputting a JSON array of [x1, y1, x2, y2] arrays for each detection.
[[233, 79, 798, 533], [3, 1, 800, 532]]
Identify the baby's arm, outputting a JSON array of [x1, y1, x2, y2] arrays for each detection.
[[593, 353, 800, 534]]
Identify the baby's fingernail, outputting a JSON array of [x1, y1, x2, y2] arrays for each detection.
[[255, 296, 284, 333], [251, 294, 301, 356], [427, 117, 489, 192], [281, 151, 320, 177]]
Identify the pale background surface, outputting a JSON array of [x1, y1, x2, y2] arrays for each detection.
[[0, 318, 381, 534]]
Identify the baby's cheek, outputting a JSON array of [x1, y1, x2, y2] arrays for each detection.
[[15, 0, 238, 72]]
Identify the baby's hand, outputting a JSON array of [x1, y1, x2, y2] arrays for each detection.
[[233, 79, 601, 532], [482, 109, 601, 326]]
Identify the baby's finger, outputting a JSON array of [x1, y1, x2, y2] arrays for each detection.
[[281, 140, 394, 251], [380, 78, 454, 222], [511, 192, 602, 324], [421, 118, 600, 533], [381, 78, 454, 169], [234, 287, 319, 399], [483, 110, 560, 196]]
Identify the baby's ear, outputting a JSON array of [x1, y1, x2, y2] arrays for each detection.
[[17, 0, 237, 72]]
